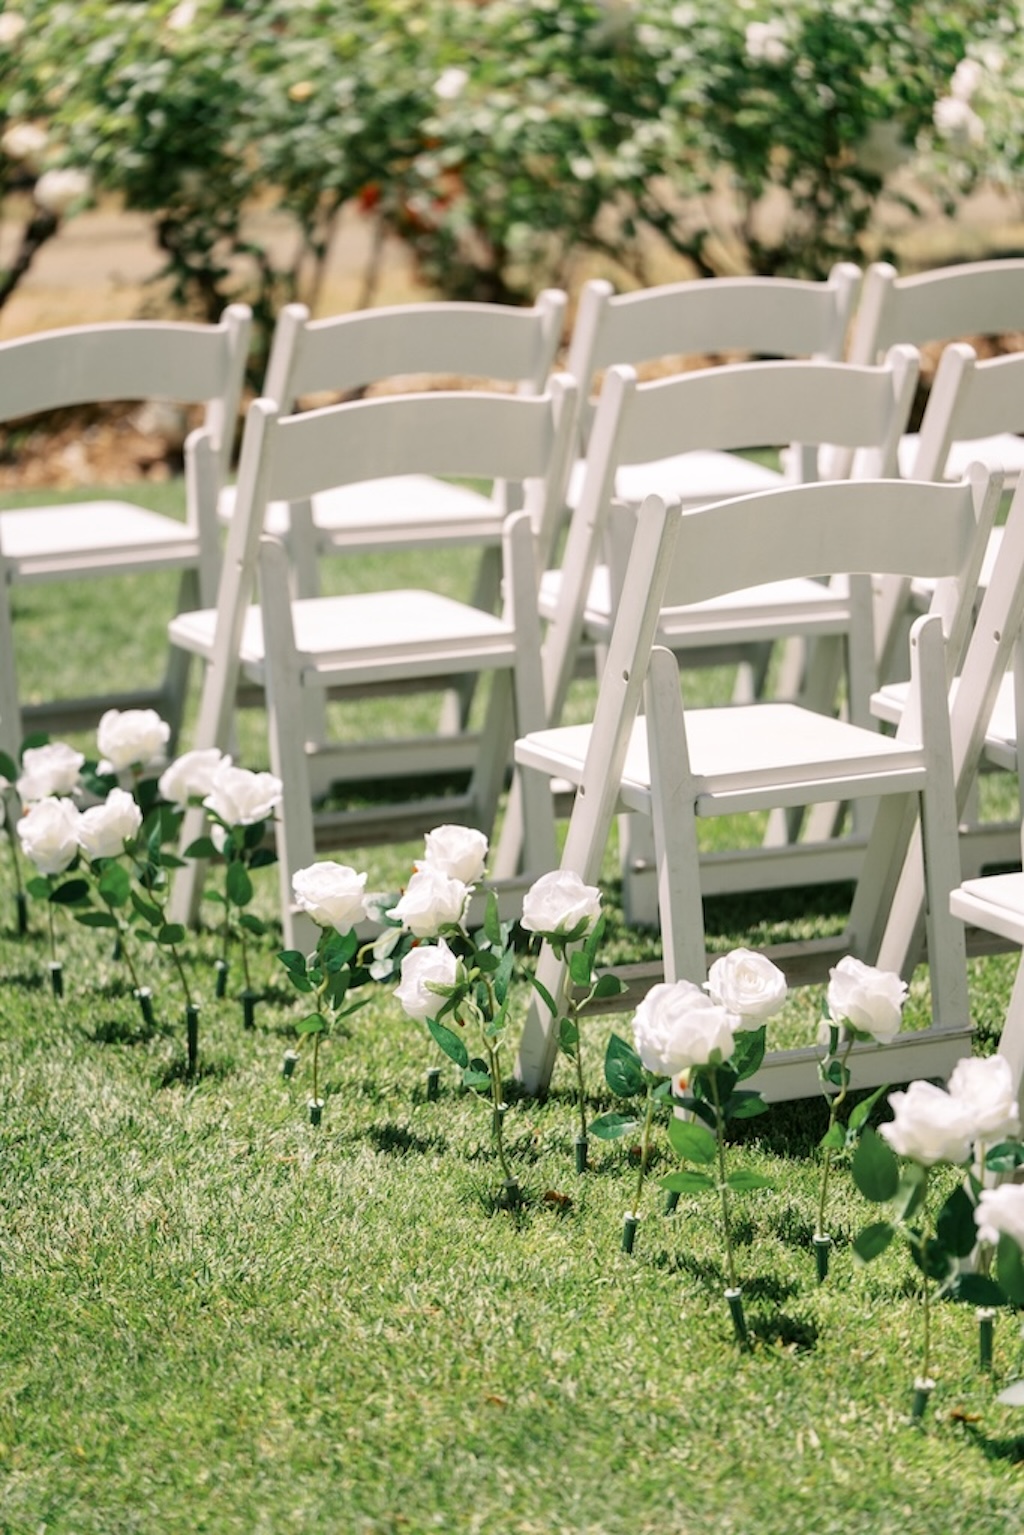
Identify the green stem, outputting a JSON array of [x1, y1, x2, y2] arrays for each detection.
[[168, 942, 193, 1011], [6, 818, 24, 902], [488, 1040, 512, 1184], [708, 1069, 738, 1293], [221, 863, 231, 967], [572, 1006, 588, 1144], [47, 897, 57, 966], [110, 906, 145, 996], [816, 1034, 855, 1239], [240, 912, 252, 993], [313, 1028, 320, 1105], [919, 1168, 933, 1384], [632, 1082, 656, 1216]]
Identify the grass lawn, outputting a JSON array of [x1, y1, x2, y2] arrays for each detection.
[[2, 482, 1024, 1533]]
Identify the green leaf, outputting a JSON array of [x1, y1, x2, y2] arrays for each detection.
[[277, 949, 308, 978], [427, 1018, 469, 1069], [670, 1094, 718, 1131], [732, 1025, 766, 1083], [25, 876, 50, 900], [97, 863, 131, 907], [667, 1116, 717, 1165], [604, 1033, 645, 1098], [183, 836, 219, 859], [0, 750, 18, 779], [296, 1012, 326, 1036], [239, 913, 266, 936], [852, 1221, 895, 1264], [248, 847, 277, 870], [821, 1057, 845, 1089], [725, 1169, 774, 1192], [568, 949, 592, 988], [49, 878, 88, 906], [846, 1082, 889, 1135], [156, 923, 186, 946], [483, 890, 502, 948], [725, 1090, 769, 1120], [936, 1184, 979, 1260], [558, 1015, 579, 1056], [130, 890, 162, 927], [225, 861, 253, 908], [75, 910, 119, 929], [462, 1067, 492, 1091], [819, 1121, 847, 1152], [996, 1235, 1024, 1307], [492, 943, 515, 1009], [659, 1170, 715, 1194], [891, 1163, 928, 1223], [531, 975, 559, 1017], [955, 1274, 1008, 1308], [985, 1141, 1024, 1174], [851, 1125, 900, 1204], [592, 972, 627, 1000], [589, 1111, 638, 1141], [243, 820, 268, 850]]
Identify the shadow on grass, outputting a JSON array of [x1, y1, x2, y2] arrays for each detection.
[[156, 1053, 237, 1089], [748, 1308, 820, 1353], [85, 1013, 166, 1047], [367, 1121, 448, 1158], [958, 1422, 1024, 1464]]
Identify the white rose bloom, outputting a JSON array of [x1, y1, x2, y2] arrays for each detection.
[[632, 980, 737, 1078], [158, 748, 228, 807], [17, 795, 82, 875], [879, 1080, 975, 1167], [420, 824, 489, 885], [167, 0, 198, 29], [1, 121, 46, 165], [933, 96, 985, 147], [434, 67, 469, 101], [0, 12, 27, 43], [827, 955, 907, 1044], [521, 868, 602, 939], [292, 861, 368, 932], [744, 20, 788, 65], [394, 939, 459, 1023], [974, 1184, 1024, 1250], [97, 708, 171, 775], [951, 58, 984, 102], [203, 762, 283, 826], [947, 1053, 1021, 1142], [77, 787, 142, 861], [706, 948, 787, 1026], [16, 741, 84, 803], [387, 865, 468, 938], [34, 166, 91, 216]]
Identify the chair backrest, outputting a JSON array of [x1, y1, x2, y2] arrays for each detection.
[[261, 290, 567, 409], [191, 375, 579, 750], [0, 306, 252, 484], [848, 258, 1024, 365], [911, 342, 1024, 481], [543, 347, 920, 719], [565, 263, 861, 443]]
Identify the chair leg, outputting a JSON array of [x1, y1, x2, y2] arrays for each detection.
[[645, 646, 707, 983], [998, 954, 1024, 1110], [0, 569, 24, 759]]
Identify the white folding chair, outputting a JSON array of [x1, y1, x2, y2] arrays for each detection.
[[950, 874, 1024, 1106], [563, 263, 861, 510], [0, 306, 251, 754], [514, 468, 1024, 1098], [167, 376, 578, 947], [847, 258, 1024, 486]]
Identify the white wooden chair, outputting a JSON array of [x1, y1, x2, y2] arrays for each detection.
[[167, 376, 578, 947], [950, 873, 1024, 1105], [563, 263, 861, 510], [847, 257, 1024, 486], [513, 468, 1024, 1098], [0, 306, 251, 755]]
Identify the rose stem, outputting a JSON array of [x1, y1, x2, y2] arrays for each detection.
[[708, 1069, 738, 1293], [632, 1082, 656, 1218], [816, 1033, 855, 1239]]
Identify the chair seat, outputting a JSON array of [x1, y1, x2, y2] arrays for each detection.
[[170, 588, 517, 682], [539, 564, 850, 644], [566, 450, 786, 511], [219, 474, 502, 548], [874, 668, 1017, 771], [899, 431, 1024, 484], [951, 873, 1024, 945], [516, 701, 929, 816], [0, 501, 197, 578]]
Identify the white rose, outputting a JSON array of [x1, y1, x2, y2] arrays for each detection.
[[394, 939, 459, 1022], [0, 12, 26, 44], [1, 121, 46, 165], [879, 1080, 975, 1167], [706, 948, 787, 1026], [933, 96, 985, 148], [77, 787, 142, 861], [387, 865, 468, 938], [167, 0, 198, 29], [34, 166, 91, 216], [292, 861, 368, 932], [97, 708, 171, 775], [434, 67, 469, 100], [974, 1185, 1024, 1250], [744, 20, 788, 65], [158, 748, 229, 807], [17, 795, 82, 875], [420, 824, 488, 885], [951, 58, 984, 102], [202, 762, 283, 826], [521, 868, 602, 939], [827, 955, 907, 1044], [632, 980, 737, 1078], [16, 741, 84, 802], [947, 1053, 1021, 1142]]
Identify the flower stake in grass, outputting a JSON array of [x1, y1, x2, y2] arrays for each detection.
[[521, 869, 623, 1174], [392, 827, 521, 1207], [73, 789, 157, 1025], [279, 861, 373, 1126], [814, 956, 907, 1281], [17, 792, 86, 999]]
